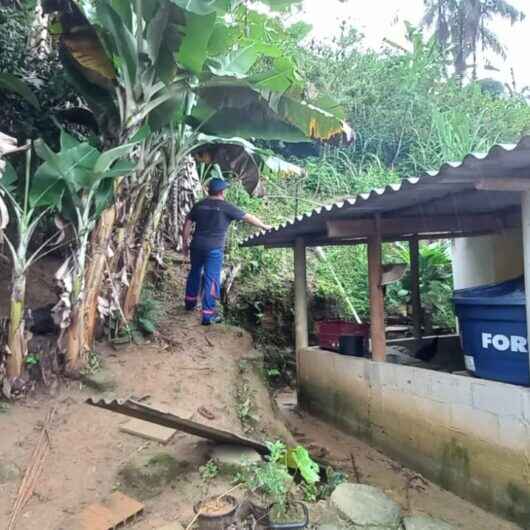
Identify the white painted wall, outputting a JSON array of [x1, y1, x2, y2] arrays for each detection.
[[452, 229, 524, 290]]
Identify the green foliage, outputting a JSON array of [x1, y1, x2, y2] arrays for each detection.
[[135, 288, 164, 335], [226, 21, 530, 334], [0, 5, 79, 142], [24, 354, 39, 366], [199, 459, 220, 481], [237, 440, 320, 516], [386, 242, 455, 329]]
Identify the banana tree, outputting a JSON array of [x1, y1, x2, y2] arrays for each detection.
[[31, 131, 137, 371], [43, 0, 351, 361], [0, 145, 65, 379]]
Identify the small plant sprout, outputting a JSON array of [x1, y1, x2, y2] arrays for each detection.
[[199, 460, 220, 482]]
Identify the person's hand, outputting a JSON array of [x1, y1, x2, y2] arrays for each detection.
[[182, 244, 189, 257], [262, 224, 273, 231]]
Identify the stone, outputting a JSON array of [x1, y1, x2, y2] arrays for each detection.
[[80, 370, 117, 392], [118, 452, 182, 500], [330, 483, 401, 530], [210, 444, 262, 472], [0, 461, 20, 483], [403, 516, 456, 530]]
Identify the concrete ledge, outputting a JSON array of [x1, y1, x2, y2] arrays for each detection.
[[298, 347, 530, 527]]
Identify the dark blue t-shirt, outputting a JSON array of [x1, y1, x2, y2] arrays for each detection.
[[188, 198, 245, 250]]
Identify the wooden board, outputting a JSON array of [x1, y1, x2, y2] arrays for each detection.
[[74, 492, 144, 530], [120, 417, 176, 444]]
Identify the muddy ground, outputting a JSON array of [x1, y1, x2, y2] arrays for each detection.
[[0, 265, 522, 529]]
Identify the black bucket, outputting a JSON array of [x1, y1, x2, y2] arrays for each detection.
[[339, 335, 364, 356]]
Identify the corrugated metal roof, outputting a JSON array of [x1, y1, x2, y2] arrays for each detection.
[[242, 136, 530, 248]]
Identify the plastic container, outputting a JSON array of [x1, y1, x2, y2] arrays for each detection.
[[453, 276, 529, 386], [315, 320, 370, 352], [339, 335, 365, 356]]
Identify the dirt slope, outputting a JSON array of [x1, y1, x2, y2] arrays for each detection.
[[0, 305, 521, 530], [0, 314, 290, 530]]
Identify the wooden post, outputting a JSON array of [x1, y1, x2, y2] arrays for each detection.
[[409, 237, 422, 343], [521, 192, 530, 380], [294, 237, 308, 360], [368, 226, 386, 362]]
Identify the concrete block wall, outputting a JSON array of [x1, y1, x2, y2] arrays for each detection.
[[298, 347, 530, 527]]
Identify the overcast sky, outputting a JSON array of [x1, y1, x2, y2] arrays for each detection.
[[297, 0, 530, 89]]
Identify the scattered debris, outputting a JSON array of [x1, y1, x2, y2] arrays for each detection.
[[120, 417, 176, 444], [198, 406, 216, 420], [86, 397, 268, 454], [7, 407, 56, 530], [71, 491, 144, 530], [349, 453, 362, 483]]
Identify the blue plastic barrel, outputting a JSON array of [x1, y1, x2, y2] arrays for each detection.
[[453, 277, 529, 386]]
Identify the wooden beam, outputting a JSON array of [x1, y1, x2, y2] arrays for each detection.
[[476, 178, 530, 192], [521, 192, 530, 383], [327, 212, 518, 239], [256, 226, 515, 250], [367, 222, 386, 362], [294, 238, 308, 373], [409, 238, 422, 342]]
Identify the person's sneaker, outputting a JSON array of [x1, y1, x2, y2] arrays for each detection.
[[201, 316, 223, 326]]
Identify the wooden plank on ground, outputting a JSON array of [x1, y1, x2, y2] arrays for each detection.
[[74, 492, 144, 530], [120, 417, 176, 444]]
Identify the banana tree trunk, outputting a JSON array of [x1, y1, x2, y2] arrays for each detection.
[[83, 206, 116, 350], [122, 155, 198, 320], [6, 271, 26, 378], [123, 189, 168, 321]]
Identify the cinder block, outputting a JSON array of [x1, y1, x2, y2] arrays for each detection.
[[472, 381, 523, 417], [522, 390, 530, 424], [498, 416, 529, 453], [429, 399, 452, 426], [378, 363, 397, 388], [410, 367, 433, 398], [431, 373, 472, 405], [450, 404, 499, 445], [366, 362, 381, 387], [394, 365, 415, 395], [348, 357, 366, 381]]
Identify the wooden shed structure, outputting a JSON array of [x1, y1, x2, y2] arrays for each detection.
[[241, 137, 530, 525], [243, 136, 530, 368]]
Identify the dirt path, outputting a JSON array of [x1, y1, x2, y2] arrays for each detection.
[[0, 312, 521, 530], [0, 314, 289, 530], [276, 390, 520, 530]]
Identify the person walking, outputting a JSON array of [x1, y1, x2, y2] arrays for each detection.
[[182, 178, 272, 325]]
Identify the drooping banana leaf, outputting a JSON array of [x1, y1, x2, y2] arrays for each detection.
[[193, 134, 304, 195], [192, 78, 352, 143]]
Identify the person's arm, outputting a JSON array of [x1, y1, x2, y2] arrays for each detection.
[[242, 213, 272, 231], [182, 218, 193, 255]]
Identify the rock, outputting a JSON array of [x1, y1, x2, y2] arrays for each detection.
[[0, 462, 20, 483], [118, 451, 182, 500], [80, 370, 117, 392], [403, 516, 456, 530], [210, 444, 262, 472], [330, 483, 401, 530]]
